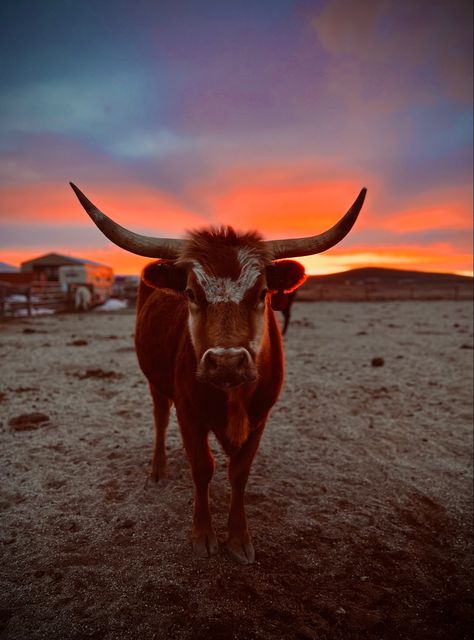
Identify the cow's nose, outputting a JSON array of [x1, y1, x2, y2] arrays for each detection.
[[203, 348, 250, 371], [199, 347, 256, 388]]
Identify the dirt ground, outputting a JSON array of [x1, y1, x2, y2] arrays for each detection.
[[0, 301, 472, 640]]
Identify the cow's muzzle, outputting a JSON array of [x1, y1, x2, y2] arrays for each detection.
[[197, 347, 257, 389]]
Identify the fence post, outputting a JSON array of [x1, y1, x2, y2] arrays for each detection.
[[27, 288, 32, 316]]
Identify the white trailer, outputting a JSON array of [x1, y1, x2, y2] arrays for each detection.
[[58, 263, 114, 305]]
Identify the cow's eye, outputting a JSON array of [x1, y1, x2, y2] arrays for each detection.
[[185, 288, 196, 303]]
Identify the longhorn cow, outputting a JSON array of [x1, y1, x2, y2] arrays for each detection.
[[70, 182, 366, 564]]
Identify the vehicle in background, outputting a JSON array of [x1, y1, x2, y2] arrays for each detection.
[[112, 275, 140, 304], [59, 263, 114, 306]]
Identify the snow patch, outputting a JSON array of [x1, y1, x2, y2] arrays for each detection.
[[94, 298, 129, 312]]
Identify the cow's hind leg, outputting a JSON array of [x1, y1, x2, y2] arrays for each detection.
[[149, 385, 172, 482], [282, 308, 290, 335], [226, 425, 264, 565]]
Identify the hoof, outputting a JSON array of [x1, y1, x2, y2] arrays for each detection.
[[146, 475, 170, 491], [150, 468, 168, 482], [155, 477, 171, 489], [226, 536, 255, 565], [192, 531, 219, 558]]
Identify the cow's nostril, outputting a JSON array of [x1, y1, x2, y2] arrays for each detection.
[[206, 352, 218, 369], [237, 353, 247, 368]]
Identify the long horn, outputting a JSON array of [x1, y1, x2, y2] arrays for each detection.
[[69, 183, 183, 259], [265, 188, 367, 259]]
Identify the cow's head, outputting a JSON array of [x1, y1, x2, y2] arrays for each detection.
[[140, 230, 306, 388], [70, 183, 366, 389]]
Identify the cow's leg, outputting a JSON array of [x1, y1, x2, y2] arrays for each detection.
[[149, 385, 172, 482], [282, 308, 290, 335], [226, 425, 264, 565], [181, 428, 218, 558]]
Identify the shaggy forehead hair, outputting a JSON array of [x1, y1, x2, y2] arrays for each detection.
[[179, 226, 272, 277]]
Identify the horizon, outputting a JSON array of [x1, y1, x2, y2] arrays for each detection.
[[1, 1, 472, 277], [1, 252, 472, 280]]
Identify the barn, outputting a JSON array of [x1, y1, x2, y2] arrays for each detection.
[[19, 252, 113, 303], [0, 253, 114, 316]]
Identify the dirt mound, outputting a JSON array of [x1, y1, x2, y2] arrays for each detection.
[[74, 368, 123, 380], [8, 412, 50, 431]]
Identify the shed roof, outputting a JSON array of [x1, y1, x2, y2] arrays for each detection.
[[21, 253, 108, 270]]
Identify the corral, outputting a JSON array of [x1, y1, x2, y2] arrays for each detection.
[[0, 300, 472, 639]]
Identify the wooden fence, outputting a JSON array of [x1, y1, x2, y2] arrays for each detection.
[[296, 280, 473, 302], [0, 281, 68, 318], [1, 277, 471, 318]]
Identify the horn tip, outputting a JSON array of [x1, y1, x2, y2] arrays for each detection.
[[69, 182, 99, 219], [355, 187, 367, 207], [69, 182, 81, 197]]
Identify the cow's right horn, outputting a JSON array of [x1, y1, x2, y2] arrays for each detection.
[[70, 183, 184, 259], [264, 188, 367, 259]]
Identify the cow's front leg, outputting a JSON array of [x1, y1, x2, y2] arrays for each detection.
[[227, 425, 264, 565], [182, 428, 218, 558]]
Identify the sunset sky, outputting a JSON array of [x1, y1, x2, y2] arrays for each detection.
[[1, 0, 472, 276]]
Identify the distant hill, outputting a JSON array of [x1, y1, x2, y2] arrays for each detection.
[[298, 267, 472, 301], [0, 262, 19, 273]]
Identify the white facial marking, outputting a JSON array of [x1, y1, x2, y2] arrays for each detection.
[[192, 247, 261, 304], [187, 311, 197, 349]]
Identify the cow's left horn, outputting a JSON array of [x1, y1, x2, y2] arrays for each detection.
[[69, 183, 184, 259], [264, 188, 367, 259]]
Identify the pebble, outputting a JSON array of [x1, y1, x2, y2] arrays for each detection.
[[371, 357, 385, 367]]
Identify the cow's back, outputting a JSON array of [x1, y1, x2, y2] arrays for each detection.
[[135, 281, 188, 399]]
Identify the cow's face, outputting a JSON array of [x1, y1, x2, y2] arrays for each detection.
[[143, 235, 305, 389]]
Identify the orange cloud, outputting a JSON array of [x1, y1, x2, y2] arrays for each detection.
[[379, 186, 472, 233], [193, 171, 370, 237], [2, 171, 472, 277], [3, 244, 471, 277], [0, 182, 204, 233]]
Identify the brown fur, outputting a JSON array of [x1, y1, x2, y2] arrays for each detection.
[[135, 227, 303, 564], [179, 227, 272, 276]]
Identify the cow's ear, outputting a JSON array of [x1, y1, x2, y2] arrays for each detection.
[[266, 260, 306, 293], [142, 260, 187, 291]]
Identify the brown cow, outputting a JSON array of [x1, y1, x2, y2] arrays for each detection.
[[70, 183, 366, 564], [271, 289, 298, 335]]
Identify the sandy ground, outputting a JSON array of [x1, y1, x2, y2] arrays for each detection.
[[0, 301, 472, 640]]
